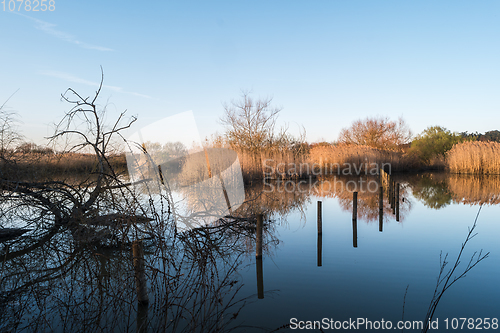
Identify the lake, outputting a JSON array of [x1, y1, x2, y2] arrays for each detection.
[[1, 172, 499, 332]]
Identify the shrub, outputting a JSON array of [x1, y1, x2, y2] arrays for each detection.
[[409, 126, 462, 164]]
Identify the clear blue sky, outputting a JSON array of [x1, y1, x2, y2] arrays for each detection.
[[1, 0, 499, 145]]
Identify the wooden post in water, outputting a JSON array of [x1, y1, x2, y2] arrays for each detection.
[[352, 192, 358, 222], [387, 177, 392, 201], [317, 201, 322, 235], [132, 240, 149, 305], [256, 256, 264, 299], [256, 214, 263, 259], [137, 302, 149, 333], [379, 186, 383, 232], [256, 214, 264, 299], [391, 180, 396, 215], [396, 183, 400, 222], [317, 201, 322, 267], [352, 192, 358, 248]]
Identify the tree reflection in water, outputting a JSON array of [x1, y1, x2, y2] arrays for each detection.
[[2, 172, 499, 332], [407, 173, 500, 209], [0, 190, 260, 332]]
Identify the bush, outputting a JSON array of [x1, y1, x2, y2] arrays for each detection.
[[409, 126, 462, 164]]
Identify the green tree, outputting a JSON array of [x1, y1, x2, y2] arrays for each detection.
[[483, 130, 500, 142], [410, 126, 462, 163]]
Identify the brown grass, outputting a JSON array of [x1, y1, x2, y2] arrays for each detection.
[[220, 143, 420, 181], [235, 148, 309, 181], [447, 141, 500, 174], [309, 144, 416, 174], [0, 152, 127, 181]]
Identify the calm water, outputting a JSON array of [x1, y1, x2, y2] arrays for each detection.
[[231, 173, 500, 332], [1, 172, 499, 332]]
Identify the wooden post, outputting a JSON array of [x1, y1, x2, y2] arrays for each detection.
[[396, 183, 400, 222], [132, 240, 149, 305], [317, 233, 322, 267], [391, 180, 396, 215], [352, 191, 358, 248], [256, 256, 264, 299], [256, 214, 263, 259], [352, 192, 358, 222], [317, 201, 322, 267], [137, 302, 149, 333], [388, 177, 392, 202], [317, 201, 322, 235], [256, 213, 264, 299], [379, 186, 383, 232]]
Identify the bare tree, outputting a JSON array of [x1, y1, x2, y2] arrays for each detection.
[[0, 90, 23, 159], [0, 71, 259, 333], [220, 92, 282, 151], [0, 69, 141, 231], [338, 116, 412, 150], [421, 206, 489, 333]]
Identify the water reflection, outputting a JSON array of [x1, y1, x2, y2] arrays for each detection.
[[410, 173, 452, 209], [2, 172, 500, 331], [0, 197, 256, 332], [317, 201, 322, 267], [407, 173, 500, 208], [311, 175, 411, 224]]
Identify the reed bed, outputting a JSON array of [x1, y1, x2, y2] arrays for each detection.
[[0, 152, 127, 181], [447, 141, 500, 174], [309, 144, 414, 175], [229, 144, 418, 181], [236, 148, 309, 181]]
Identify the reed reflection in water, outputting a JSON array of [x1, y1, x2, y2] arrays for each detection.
[[2, 172, 499, 332]]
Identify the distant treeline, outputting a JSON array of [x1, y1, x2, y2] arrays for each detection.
[[460, 130, 500, 142]]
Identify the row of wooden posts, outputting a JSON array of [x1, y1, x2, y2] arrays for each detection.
[[132, 176, 401, 305], [255, 178, 402, 298], [315, 181, 401, 265]]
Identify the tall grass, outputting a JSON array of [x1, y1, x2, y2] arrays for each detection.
[[447, 141, 500, 174], [309, 144, 415, 174], [223, 144, 417, 181], [236, 147, 309, 180], [0, 152, 127, 181]]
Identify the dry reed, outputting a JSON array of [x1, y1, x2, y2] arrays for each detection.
[[0, 152, 127, 181], [309, 144, 414, 174], [447, 141, 500, 174], [223, 144, 418, 182]]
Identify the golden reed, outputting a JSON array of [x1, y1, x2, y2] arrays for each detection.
[[447, 141, 500, 174]]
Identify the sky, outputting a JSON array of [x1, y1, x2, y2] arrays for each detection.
[[1, 0, 499, 146]]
